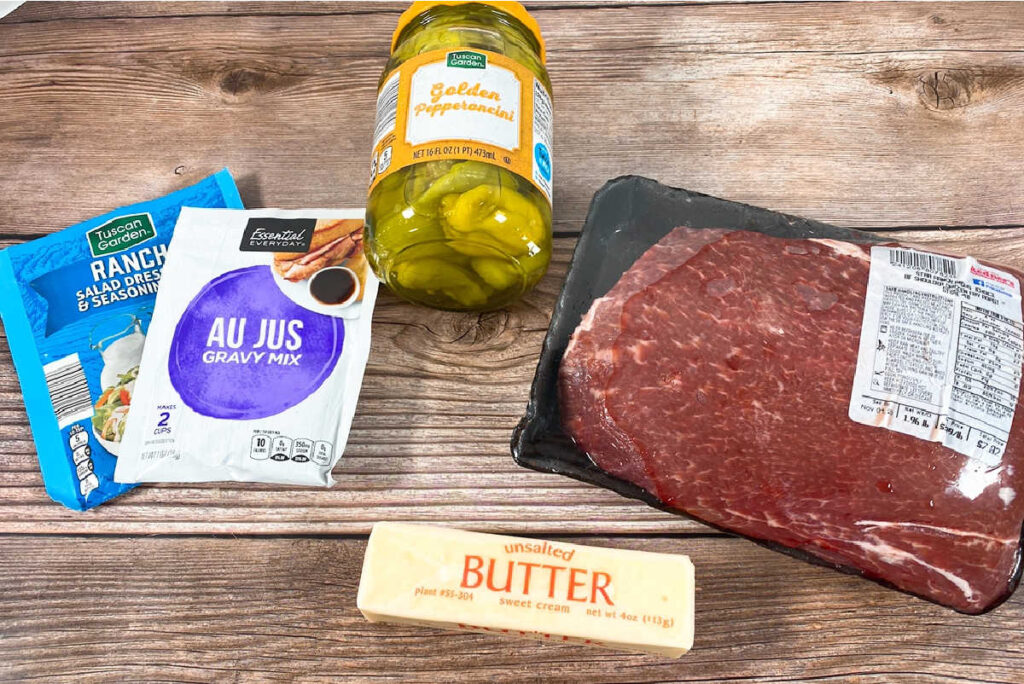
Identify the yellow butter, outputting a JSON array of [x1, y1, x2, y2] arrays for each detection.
[[356, 522, 695, 657]]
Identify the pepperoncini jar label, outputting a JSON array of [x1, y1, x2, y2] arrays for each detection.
[[370, 48, 553, 204]]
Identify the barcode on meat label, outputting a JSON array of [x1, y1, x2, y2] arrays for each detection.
[[373, 72, 400, 148], [851, 245, 1023, 466], [43, 354, 93, 428], [889, 248, 959, 277]]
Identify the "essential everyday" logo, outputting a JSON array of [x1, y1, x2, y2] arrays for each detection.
[[240, 218, 317, 253], [86, 213, 156, 257]]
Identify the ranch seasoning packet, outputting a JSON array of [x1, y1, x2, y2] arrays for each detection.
[[0, 170, 244, 510], [115, 208, 378, 486]]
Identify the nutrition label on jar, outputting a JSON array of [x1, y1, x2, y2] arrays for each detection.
[[849, 246, 1024, 466]]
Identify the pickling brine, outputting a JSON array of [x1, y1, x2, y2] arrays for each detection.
[[366, 1, 553, 311]]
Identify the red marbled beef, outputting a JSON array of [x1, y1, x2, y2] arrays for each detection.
[[559, 229, 1024, 613], [559, 228, 726, 494]]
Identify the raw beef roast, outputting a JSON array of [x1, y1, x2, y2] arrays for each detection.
[[559, 229, 1024, 613], [560, 228, 726, 494]]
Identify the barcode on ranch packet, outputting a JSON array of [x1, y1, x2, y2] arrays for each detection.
[[42, 354, 93, 428], [889, 248, 959, 277], [373, 73, 400, 148]]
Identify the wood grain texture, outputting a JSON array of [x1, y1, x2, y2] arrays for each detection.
[[2, 2, 1024, 237], [1, 534, 1022, 683], [0, 1, 749, 24], [4, 229, 1024, 534], [2, 3, 1024, 681]]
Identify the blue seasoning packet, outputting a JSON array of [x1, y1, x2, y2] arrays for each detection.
[[0, 170, 244, 510]]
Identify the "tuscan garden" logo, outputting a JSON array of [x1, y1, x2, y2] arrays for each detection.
[[447, 50, 487, 69], [86, 213, 156, 257]]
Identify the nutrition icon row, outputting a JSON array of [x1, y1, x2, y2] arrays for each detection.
[[249, 435, 333, 465]]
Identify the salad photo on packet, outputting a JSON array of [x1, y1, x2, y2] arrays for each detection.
[[0, 170, 244, 510]]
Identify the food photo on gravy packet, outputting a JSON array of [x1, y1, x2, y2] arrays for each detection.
[[114, 208, 378, 486], [0, 170, 244, 510]]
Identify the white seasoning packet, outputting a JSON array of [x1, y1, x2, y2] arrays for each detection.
[[115, 208, 378, 485]]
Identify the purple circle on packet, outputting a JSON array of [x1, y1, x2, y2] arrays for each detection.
[[169, 265, 344, 420]]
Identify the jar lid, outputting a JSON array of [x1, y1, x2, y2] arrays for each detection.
[[391, 1, 546, 63]]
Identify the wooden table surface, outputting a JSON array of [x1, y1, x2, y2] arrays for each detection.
[[2, 1, 1024, 681]]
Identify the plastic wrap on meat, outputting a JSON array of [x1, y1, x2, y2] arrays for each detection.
[[559, 228, 726, 493], [559, 228, 1024, 613]]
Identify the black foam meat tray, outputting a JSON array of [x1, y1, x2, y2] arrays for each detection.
[[510, 177, 1024, 614], [511, 175, 882, 504]]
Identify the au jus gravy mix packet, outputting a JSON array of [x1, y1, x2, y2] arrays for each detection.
[[115, 208, 378, 486]]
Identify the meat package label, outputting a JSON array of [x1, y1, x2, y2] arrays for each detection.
[[850, 246, 1024, 466]]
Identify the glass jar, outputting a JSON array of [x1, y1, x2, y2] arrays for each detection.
[[366, 1, 553, 311]]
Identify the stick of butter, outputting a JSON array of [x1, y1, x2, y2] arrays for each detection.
[[356, 522, 695, 657]]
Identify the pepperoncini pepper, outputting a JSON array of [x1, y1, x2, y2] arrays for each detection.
[[365, 2, 553, 311]]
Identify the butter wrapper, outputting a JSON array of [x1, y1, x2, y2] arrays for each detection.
[[357, 522, 695, 657]]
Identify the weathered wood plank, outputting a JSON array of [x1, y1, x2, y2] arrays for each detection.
[[0, 534, 1020, 683], [1, 2, 1023, 680], [2, 0, 987, 25], [0, 1, 711, 26], [1, 2, 1023, 238], [8, 1, 1024, 51], [2, 230, 1024, 533]]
